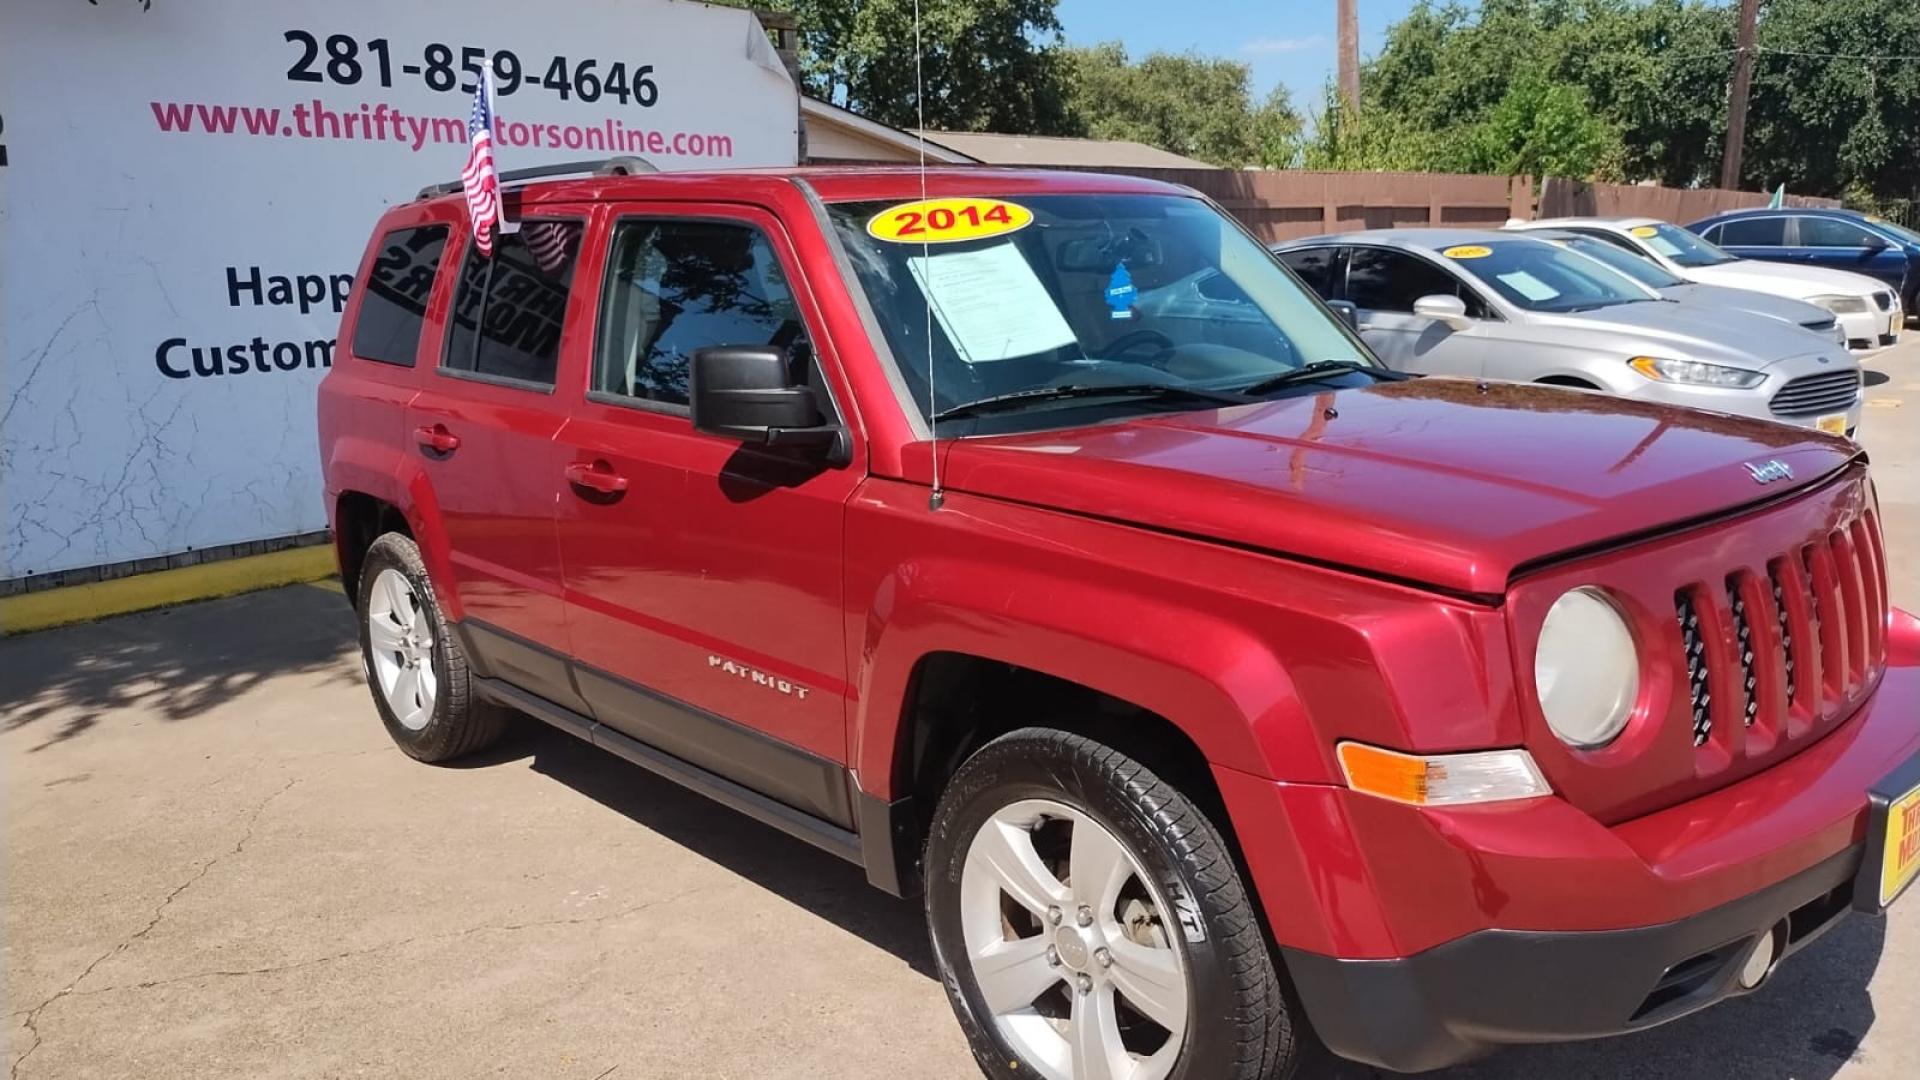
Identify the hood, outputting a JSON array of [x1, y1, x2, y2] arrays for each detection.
[[935, 379, 1859, 596], [1525, 299, 1827, 370], [1691, 259, 1888, 298], [1660, 282, 1835, 329]]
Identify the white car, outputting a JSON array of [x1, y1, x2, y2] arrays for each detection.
[[1506, 217, 1900, 350]]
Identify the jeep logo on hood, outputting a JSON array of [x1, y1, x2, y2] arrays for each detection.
[[1745, 459, 1795, 484]]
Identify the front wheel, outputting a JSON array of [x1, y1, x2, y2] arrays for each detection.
[[924, 728, 1298, 1080]]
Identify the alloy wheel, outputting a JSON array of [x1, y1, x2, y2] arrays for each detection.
[[365, 567, 438, 731]]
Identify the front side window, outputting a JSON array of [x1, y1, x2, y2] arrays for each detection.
[[826, 193, 1370, 428], [1439, 239, 1655, 313], [1345, 248, 1474, 314], [1798, 216, 1876, 248], [352, 225, 448, 366], [593, 219, 803, 407], [442, 219, 585, 387], [1714, 217, 1786, 248]]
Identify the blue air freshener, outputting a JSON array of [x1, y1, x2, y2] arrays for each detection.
[[1105, 263, 1138, 320]]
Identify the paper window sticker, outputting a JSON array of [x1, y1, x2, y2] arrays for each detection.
[[906, 244, 1077, 363], [1496, 270, 1560, 303], [1105, 262, 1138, 320]]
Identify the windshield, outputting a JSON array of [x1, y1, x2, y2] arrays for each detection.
[[1873, 219, 1920, 246], [1556, 236, 1684, 289], [1629, 222, 1736, 268], [825, 193, 1370, 428], [1438, 239, 1657, 312]]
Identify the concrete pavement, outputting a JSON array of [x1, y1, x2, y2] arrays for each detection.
[[6, 336, 1919, 1080]]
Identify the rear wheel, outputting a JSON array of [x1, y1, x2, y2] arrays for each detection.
[[924, 728, 1297, 1080], [355, 532, 504, 762]]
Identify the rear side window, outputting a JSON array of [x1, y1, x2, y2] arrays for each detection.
[[1717, 217, 1785, 246], [442, 219, 585, 388], [591, 219, 803, 408], [1276, 247, 1339, 299], [352, 225, 448, 366]]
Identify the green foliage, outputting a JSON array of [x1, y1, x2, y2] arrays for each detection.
[[1060, 44, 1303, 168], [1334, 0, 1918, 199], [737, 1, 1075, 135]]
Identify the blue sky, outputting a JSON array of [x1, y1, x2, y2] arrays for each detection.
[[1055, 0, 1420, 116]]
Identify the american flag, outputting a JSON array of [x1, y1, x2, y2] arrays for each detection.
[[460, 75, 500, 257]]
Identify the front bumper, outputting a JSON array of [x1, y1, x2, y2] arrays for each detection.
[[1218, 610, 1920, 1071], [1284, 843, 1863, 1072], [1836, 301, 1901, 349]]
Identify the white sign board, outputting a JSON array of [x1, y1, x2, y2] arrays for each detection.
[[1, 0, 797, 580]]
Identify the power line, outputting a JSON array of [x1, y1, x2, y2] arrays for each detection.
[[1759, 46, 1920, 61]]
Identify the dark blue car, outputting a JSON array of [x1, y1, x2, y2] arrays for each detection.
[[1688, 207, 1920, 317]]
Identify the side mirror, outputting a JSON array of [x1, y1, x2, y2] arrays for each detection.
[[1326, 299, 1360, 330], [1862, 233, 1891, 253], [690, 346, 843, 454], [1413, 293, 1472, 330]]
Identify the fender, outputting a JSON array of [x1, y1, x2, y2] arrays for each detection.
[[398, 457, 461, 621], [848, 555, 1324, 798]]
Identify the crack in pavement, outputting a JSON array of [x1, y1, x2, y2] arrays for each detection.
[[60, 881, 728, 1001], [8, 775, 299, 1080]]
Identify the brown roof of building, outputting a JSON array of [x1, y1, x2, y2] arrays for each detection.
[[911, 130, 1214, 170]]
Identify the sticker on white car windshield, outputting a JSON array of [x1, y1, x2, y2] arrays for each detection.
[[1443, 245, 1492, 260], [906, 243, 1077, 363], [1497, 270, 1560, 303], [1630, 226, 1659, 238]]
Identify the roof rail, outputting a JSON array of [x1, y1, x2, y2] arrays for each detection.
[[415, 156, 658, 200]]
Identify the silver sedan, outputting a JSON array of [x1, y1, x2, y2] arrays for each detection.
[[1273, 229, 1863, 436]]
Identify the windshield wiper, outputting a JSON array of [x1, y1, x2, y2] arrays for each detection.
[[932, 382, 1250, 422], [1235, 360, 1402, 396]]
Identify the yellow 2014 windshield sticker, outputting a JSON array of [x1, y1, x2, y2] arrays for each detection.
[[1443, 245, 1492, 259], [868, 198, 1034, 244], [1630, 225, 1659, 238]]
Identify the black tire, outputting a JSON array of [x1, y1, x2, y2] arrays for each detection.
[[354, 532, 504, 762], [924, 728, 1298, 1080]]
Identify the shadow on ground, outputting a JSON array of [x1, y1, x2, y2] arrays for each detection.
[[0, 585, 360, 752], [482, 718, 1886, 1080]]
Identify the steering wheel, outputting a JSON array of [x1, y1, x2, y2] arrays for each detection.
[[1090, 328, 1177, 366]]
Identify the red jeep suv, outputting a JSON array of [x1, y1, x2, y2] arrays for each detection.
[[318, 161, 1920, 1078]]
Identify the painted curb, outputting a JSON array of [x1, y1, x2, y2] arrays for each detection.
[[1, 546, 338, 635]]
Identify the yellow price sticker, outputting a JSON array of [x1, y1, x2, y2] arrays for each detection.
[[1630, 225, 1659, 238], [867, 198, 1034, 244], [1442, 245, 1492, 259]]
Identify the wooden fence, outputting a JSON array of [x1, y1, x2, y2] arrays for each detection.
[[1538, 178, 1840, 221], [1088, 166, 1837, 239], [1086, 168, 1534, 243]]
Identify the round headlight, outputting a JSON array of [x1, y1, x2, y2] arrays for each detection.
[[1534, 587, 1639, 748]]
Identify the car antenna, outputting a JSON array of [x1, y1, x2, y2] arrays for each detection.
[[914, 0, 944, 511]]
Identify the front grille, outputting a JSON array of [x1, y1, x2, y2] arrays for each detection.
[[1874, 291, 1894, 311], [1769, 369, 1860, 417], [1672, 509, 1888, 753]]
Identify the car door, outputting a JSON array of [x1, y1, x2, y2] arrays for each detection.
[[1792, 216, 1906, 289], [554, 203, 863, 828], [1342, 246, 1484, 375], [406, 211, 593, 713]]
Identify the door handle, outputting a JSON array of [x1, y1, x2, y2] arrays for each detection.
[[565, 460, 629, 495], [414, 424, 460, 453]]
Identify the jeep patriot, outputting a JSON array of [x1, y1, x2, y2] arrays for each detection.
[[318, 161, 1920, 1078]]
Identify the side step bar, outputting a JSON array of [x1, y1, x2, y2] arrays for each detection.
[[471, 675, 864, 866]]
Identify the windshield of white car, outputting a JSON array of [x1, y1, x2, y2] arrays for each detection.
[[826, 193, 1375, 429], [1556, 236, 1685, 289], [1634, 223, 1737, 267], [1437, 240, 1657, 313]]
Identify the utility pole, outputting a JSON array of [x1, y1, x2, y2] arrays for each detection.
[[1337, 0, 1361, 115], [1720, 0, 1761, 190]]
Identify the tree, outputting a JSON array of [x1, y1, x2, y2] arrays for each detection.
[[1471, 71, 1622, 179], [1061, 44, 1302, 168], [735, 0, 1075, 135]]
